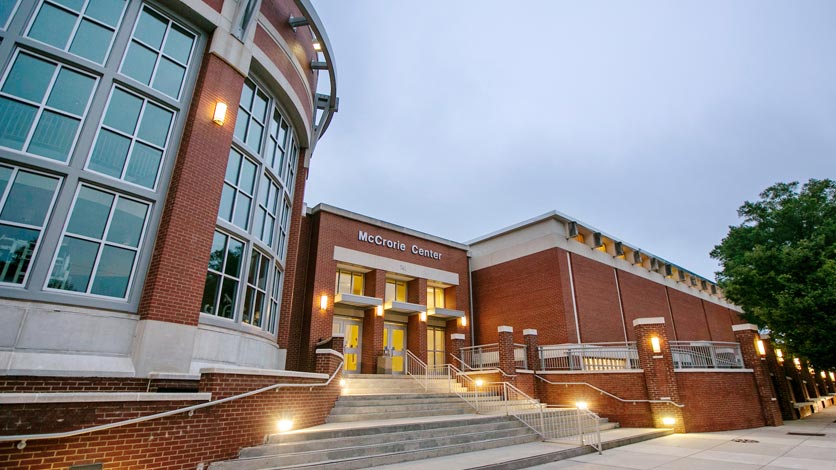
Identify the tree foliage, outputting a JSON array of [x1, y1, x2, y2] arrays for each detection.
[[711, 179, 836, 369]]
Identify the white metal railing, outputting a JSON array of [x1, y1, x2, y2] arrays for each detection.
[[513, 405, 602, 453], [669, 341, 744, 369], [535, 375, 685, 408], [459, 343, 500, 370], [538, 342, 638, 371], [405, 350, 452, 392], [0, 361, 344, 450], [514, 343, 528, 369]]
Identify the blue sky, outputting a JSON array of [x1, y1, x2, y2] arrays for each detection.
[[305, 1, 836, 279]]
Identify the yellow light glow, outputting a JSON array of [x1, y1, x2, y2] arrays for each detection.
[[830, 372, 835, 382], [376, 305, 383, 316], [277, 419, 293, 432], [460, 316, 467, 327], [312, 40, 322, 51], [756, 339, 766, 356], [319, 294, 328, 310], [419, 311, 427, 322], [662, 416, 676, 426], [776, 349, 784, 362], [793, 357, 801, 369], [650, 336, 661, 354], [821, 371, 827, 379], [475, 379, 484, 387], [339, 379, 346, 387], [212, 102, 227, 125], [575, 401, 588, 410]]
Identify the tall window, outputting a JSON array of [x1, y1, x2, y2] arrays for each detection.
[[385, 279, 407, 303], [0, 2, 202, 307], [427, 286, 445, 309], [427, 326, 445, 367], [200, 77, 299, 335], [335, 269, 364, 296]]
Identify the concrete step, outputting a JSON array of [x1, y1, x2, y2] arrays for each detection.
[[329, 401, 473, 415], [208, 417, 541, 470], [326, 406, 475, 422]]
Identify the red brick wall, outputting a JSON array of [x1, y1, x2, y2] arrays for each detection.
[[259, 0, 319, 101], [472, 248, 568, 345], [0, 377, 197, 393], [283, 202, 312, 370], [0, 361, 342, 469], [138, 52, 244, 325], [569, 254, 625, 343], [703, 300, 735, 342], [616, 270, 676, 341], [666, 288, 711, 341], [254, 26, 314, 123], [676, 371, 766, 432], [537, 373, 653, 428]]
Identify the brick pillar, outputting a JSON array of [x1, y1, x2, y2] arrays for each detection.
[[449, 333, 466, 366], [497, 326, 516, 379], [633, 317, 685, 433], [361, 270, 386, 374], [799, 359, 820, 400], [406, 278, 428, 363], [784, 356, 810, 403], [315, 334, 343, 375], [732, 324, 783, 426], [814, 369, 829, 398], [761, 337, 797, 420], [825, 371, 836, 394], [524, 329, 540, 371]]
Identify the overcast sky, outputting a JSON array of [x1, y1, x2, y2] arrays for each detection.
[[304, 1, 836, 280]]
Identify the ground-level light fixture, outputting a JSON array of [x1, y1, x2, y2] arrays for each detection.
[[575, 401, 588, 410], [339, 379, 346, 387], [650, 336, 662, 354], [319, 294, 328, 310], [475, 379, 484, 387], [277, 419, 293, 432], [662, 417, 676, 426], [213, 102, 227, 125]]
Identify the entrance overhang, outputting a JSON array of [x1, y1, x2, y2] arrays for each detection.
[[384, 301, 425, 314], [428, 307, 465, 319], [334, 293, 383, 308]]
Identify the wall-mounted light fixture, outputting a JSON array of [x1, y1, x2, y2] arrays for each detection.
[[376, 305, 383, 316], [277, 419, 293, 432], [793, 357, 801, 370], [756, 339, 766, 356], [650, 336, 662, 354], [830, 372, 835, 382], [312, 39, 322, 51], [662, 416, 676, 426], [213, 102, 227, 125], [460, 316, 467, 327], [776, 349, 784, 362], [821, 371, 827, 379], [319, 294, 328, 310], [419, 311, 427, 322]]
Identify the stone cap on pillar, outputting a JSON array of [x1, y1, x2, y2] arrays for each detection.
[[523, 329, 537, 336], [632, 317, 665, 326], [450, 333, 465, 340], [331, 333, 345, 338], [732, 323, 758, 332], [498, 326, 513, 333]]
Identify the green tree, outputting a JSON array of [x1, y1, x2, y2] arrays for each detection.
[[711, 179, 836, 369]]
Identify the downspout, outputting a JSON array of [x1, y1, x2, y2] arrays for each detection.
[[467, 254, 475, 346]]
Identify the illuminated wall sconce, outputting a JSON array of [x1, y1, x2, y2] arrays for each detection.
[[319, 294, 328, 310], [793, 357, 801, 370], [821, 371, 826, 379], [650, 336, 662, 354], [419, 311, 427, 322], [662, 416, 676, 426], [575, 401, 588, 410], [213, 102, 227, 125], [277, 419, 293, 432], [460, 316, 467, 327], [756, 339, 766, 356], [776, 349, 784, 362], [312, 39, 322, 51], [830, 372, 835, 382], [376, 305, 383, 316]]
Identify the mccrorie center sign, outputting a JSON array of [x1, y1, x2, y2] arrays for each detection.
[[358, 230, 443, 260]]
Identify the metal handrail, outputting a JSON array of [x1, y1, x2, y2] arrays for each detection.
[[1, 362, 344, 450], [450, 354, 516, 378], [535, 374, 685, 407]]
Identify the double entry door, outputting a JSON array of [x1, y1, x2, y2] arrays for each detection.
[[333, 316, 362, 373], [383, 322, 406, 374]]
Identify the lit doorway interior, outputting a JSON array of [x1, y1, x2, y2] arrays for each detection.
[[427, 326, 446, 367], [333, 316, 362, 373], [383, 322, 406, 374]]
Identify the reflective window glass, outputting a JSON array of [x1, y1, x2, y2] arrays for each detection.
[[27, 0, 127, 64], [201, 230, 244, 319], [219, 148, 256, 230], [0, 1, 19, 29]]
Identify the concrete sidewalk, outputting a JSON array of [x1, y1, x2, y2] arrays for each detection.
[[531, 406, 836, 469]]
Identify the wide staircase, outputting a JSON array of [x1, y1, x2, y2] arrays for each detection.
[[210, 373, 615, 469]]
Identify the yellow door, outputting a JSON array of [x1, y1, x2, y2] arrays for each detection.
[[383, 323, 406, 374], [344, 323, 360, 372]]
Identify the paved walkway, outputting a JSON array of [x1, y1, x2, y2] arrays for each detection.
[[531, 406, 836, 470]]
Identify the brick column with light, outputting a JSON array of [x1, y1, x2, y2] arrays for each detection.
[[524, 329, 540, 372], [406, 278, 429, 363], [799, 359, 820, 400], [449, 333, 466, 366], [814, 368, 829, 398], [784, 356, 810, 403], [732, 324, 783, 426], [361, 269, 386, 374], [497, 326, 516, 379], [761, 335, 797, 420], [633, 317, 685, 432]]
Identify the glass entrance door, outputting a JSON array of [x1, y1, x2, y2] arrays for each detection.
[[333, 316, 362, 373], [383, 322, 406, 374]]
